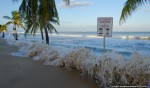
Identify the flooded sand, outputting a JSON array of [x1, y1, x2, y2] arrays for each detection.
[[0, 39, 99, 88]]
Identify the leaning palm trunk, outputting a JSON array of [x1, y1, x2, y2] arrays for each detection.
[[13, 25, 18, 40], [44, 26, 49, 45]]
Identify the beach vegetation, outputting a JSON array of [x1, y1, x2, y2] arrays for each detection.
[[0, 24, 7, 38], [3, 10, 25, 40], [18, 0, 59, 44], [12, 0, 70, 44], [24, 18, 45, 42], [120, 0, 150, 24]]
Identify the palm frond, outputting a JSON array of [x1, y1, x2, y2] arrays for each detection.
[[6, 21, 13, 25], [119, 0, 150, 24], [0, 25, 7, 32], [51, 18, 59, 25], [47, 22, 58, 34], [18, 22, 25, 29], [24, 27, 31, 34], [19, 0, 27, 17], [32, 22, 39, 36], [3, 16, 12, 20], [24, 22, 33, 38]]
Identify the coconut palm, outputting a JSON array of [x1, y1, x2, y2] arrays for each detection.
[[120, 0, 150, 24], [24, 18, 45, 41], [12, 0, 70, 44], [3, 10, 25, 40], [24, 17, 58, 43], [19, 0, 59, 44], [0, 24, 7, 38]]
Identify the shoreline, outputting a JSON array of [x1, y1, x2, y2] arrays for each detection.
[[0, 39, 99, 88], [1, 37, 150, 87]]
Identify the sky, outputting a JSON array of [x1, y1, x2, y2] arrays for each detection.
[[0, 0, 150, 32]]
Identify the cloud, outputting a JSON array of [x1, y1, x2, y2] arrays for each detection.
[[57, 0, 93, 8]]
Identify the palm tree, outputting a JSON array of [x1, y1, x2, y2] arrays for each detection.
[[0, 24, 7, 38], [3, 10, 25, 40], [24, 18, 45, 41], [12, 0, 70, 44], [120, 0, 150, 24], [19, 0, 59, 44]]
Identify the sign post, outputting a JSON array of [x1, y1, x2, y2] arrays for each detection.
[[97, 17, 113, 51]]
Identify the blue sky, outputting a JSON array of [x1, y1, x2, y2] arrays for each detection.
[[0, 0, 150, 32]]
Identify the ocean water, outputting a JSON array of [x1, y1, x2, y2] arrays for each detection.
[[2, 31, 150, 87], [50, 32, 150, 56], [2, 31, 150, 57]]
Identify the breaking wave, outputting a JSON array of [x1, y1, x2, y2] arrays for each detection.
[[13, 41, 150, 87], [120, 36, 150, 40], [53, 34, 150, 40]]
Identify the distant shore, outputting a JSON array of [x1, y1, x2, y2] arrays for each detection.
[[0, 39, 99, 88]]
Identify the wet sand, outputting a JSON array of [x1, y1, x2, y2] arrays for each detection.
[[0, 39, 99, 88]]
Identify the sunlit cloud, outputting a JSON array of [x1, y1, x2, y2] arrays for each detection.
[[57, 0, 93, 8]]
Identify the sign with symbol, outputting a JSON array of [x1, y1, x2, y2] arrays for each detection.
[[97, 17, 113, 37]]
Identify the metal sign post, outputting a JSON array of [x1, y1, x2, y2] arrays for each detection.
[[97, 17, 113, 51]]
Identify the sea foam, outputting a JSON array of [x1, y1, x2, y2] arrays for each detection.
[[11, 41, 150, 88]]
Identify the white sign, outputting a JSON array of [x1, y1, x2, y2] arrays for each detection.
[[97, 17, 113, 37]]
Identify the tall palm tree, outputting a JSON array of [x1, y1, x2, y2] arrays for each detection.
[[3, 10, 25, 40], [12, 0, 70, 44], [120, 0, 150, 24], [0, 24, 7, 38], [19, 0, 59, 44]]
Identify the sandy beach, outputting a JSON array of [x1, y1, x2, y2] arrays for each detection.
[[0, 39, 99, 88]]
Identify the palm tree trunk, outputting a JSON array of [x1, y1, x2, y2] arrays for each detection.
[[44, 26, 49, 45], [40, 28, 44, 43], [2, 32, 5, 38], [13, 25, 18, 40]]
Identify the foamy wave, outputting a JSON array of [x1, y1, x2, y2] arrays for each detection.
[[57, 34, 101, 38], [85, 35, 100, 38], [121, 36, 150, 40], [52, 34, 150, 40], [13, 41, 150, 87], [56, 34, 82, 37]]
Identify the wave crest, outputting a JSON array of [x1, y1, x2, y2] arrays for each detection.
[[14, 41, 150, 87], [121, 36, 150, 40]]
